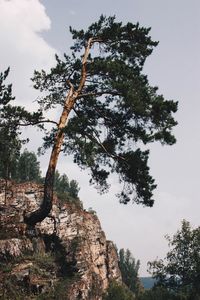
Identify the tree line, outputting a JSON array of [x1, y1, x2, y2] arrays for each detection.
[[0, 144, 80, 202], [105, 220, 200, 300]]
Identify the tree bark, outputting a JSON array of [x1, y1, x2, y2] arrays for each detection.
[[4, 164, 8, 206], [24, 86, 75, 226], [24, 38, 94, 227]]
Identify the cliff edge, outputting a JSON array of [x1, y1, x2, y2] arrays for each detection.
[[0, 180, 121, 299]]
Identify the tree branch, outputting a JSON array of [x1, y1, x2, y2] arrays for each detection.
[[77, 90, 121, 99], [75, 38, 94, 96], [72, 107, 126, 163], [16, 120, 58, 127]]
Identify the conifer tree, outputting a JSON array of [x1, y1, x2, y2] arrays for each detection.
[[25, 15, 178, 226], [0, 127, 21, 180], [119, 248, 141, 295], [17, 149, 41, 182]]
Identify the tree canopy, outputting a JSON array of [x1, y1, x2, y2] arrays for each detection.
[[0, 68, 42, 131], [0, 127, 21, 180], [0, 68, 47, 183], [54, 170, 80, 201], [148, 220, 200, 299], [103, 281, 135, 300], [0, 69, 27, 181], [118, 248, 141, 296], [17, 149, 41, 183]]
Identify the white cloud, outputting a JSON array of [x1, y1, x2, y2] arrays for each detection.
[[0, 0, 57, 105]]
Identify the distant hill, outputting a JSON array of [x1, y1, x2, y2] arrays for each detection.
[[140, 277, 156, 289]]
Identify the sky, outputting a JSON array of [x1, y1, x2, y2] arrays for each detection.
[[0, 0, 200, 276]]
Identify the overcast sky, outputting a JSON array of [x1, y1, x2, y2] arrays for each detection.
[[0, 0, 200, 276]]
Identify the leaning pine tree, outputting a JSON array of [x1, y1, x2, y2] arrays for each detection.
[[25, 16, 178, 226]]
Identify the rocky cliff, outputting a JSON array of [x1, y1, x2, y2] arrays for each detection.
[[0, 180, 121, 299]]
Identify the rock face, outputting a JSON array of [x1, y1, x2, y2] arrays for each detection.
[[0, 180, 121, 299]]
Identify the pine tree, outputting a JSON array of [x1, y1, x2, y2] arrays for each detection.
[[119, 248, 141, 295], [0, 127, 21, 180], [20, 16, 177, 226], [17, 149, 41, 182]]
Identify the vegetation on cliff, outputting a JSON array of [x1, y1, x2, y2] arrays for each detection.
[[0, 181, 121, 299]]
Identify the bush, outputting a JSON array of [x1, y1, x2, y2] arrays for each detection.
[[103, 281, 135, 300]]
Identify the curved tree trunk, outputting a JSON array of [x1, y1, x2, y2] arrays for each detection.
[[24, 86, 75, 226], [24, 38, 94, 227]]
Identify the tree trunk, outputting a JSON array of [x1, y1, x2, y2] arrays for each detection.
[[24, 87, 75, 226], [4, 165, 8, 206], [24, 38, 93, 227]]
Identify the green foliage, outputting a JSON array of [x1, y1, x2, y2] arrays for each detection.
[[139, 286, 182, 300], [0, 147, 42, 183], [31, 252, 56, 273], [0, 68, 43, 131], [118, 248, 141, 295], [0, 261, 13, 273], [0, 69, 24, 181], [69, 179, 80, 198], [148, 220, 200, 299], [0, 68, 14, 107], [17, 149, 42, 182], [54, 170, 80, 204], [0, 127, 21, 180], [54, 171, 69, 197], [0, 68, 46, 183], [32, 15, 178, 207], [103, 281, 135, 300], [36, 276, 80, 300]]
